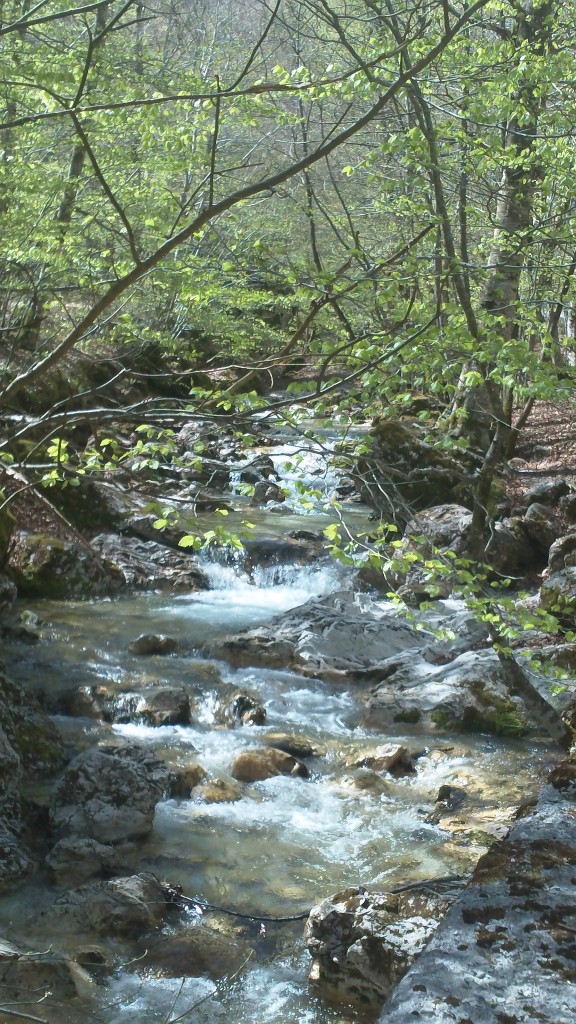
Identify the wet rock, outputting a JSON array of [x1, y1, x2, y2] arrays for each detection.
[[366, 648, 530, 738], [251, 480, 286, 505], [47, 873, 169, 937], [380, 768, 576, 1024], [523, 502, 563, 554], [170, 762, 207, 798], [346, 744, 415, 777], [0, 723, 21, 825], [140, 687, 192, 726], [231, 747, 310, 782], [341, 769, 392, 797], [7, 530, 124, 599], [50, 743, 174, 843], [53, 684, 107, 720], [243, 535, 324, 570], [195, 777, 244, 803], [240, 455, 278, 485], [261, 732, 325, 759], [304, 887, 442, 1015], [0, 935, 93, 1003], [540, 568, 576, 625], [128, 633, 179, 656], [91, 532, 210, 593], [208, 591, 424, 678], [137, 922, 253, 980], [215, 688, 267, 727], [45, 837, 118, 886], [0, 574, 17, 612]]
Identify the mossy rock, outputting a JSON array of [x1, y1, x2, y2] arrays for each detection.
[[431, 701, 527, 738], [7, 531, 124, 599]]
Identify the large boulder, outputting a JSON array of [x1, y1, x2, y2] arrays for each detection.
[[354, 417, 474, 519], [45, 837, 118, 886], [7, 531, 124, 599], [208, 591, 424, 680], [45, 873, 170, 937], [91, 532, 210, 593], [523, 502, 563, 555], [49, 743, 174, 843], [305, 887, 449, 1015], [365, 648, 531, 737]]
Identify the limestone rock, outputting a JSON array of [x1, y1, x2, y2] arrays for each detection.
[[47, 873, 169, 936], [523, 502, 563, 554], [261, 732, 325, 759], [45, 837, 118, 886], [140, 687, 192, 726], [170, 762, 207, 797], [0, 671, 63, 775], [50, 743, 173, 842], [128, 633, 180, 655], [7, 530, 124, 599], [305, 887, 442, 1015], [214, 688, 267, 727], [346, 744, 415, 776], [195, 777, 244, 803], [136, 923, 253, 980], [547, 531, 576, 575], [91, 532, 210, 593], [231, 747, 310, 782]]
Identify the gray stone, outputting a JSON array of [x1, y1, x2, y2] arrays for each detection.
[[0, 936, 93, 1003], [540, 568, 576, 625], [46, 836, 118, 886], [128, 633, 179, 656], [379, 761, 576, 1024], [50, 743, 173, 842], [305, 887, 447, 1015], [47, 873, 169, 936], [523, 502, 563, 554], [140, 687, 192, 725]]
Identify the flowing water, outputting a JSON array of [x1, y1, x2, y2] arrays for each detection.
[[2, 555, 555, 1024]]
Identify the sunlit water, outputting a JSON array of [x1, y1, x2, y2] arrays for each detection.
[[2, 557, 555, 1024]]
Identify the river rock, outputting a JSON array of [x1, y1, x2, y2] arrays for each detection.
[[231, 747, 310, 782], [7, 530, 124, 599], [380, 760, 576, 1024], [140, 687, 192, 726], [46, 873, 169, 937], [0, 574, 17, 612], [91, 532, 210, 592], [49, 743, 174, 842], [365, 648, 531, 737], [0, 935, 93, 1003], [195, 777, 244, 803], [137, 921, 253, 980], [0, 822, 34, 889], [523, 502, 563, 554], [243, 535, 324, 572], [170, 762, 207, 797], [128, 633, 179, 655], [341, 769, 392, 797], [45, 837, 118, 886], [305, 887, 443, 1015], [540, 568, 576, 625], [261, 732, 324, 759], [346, 744, 415, 776], [214, 688, 267, 727], [208, 591, 425, 678]]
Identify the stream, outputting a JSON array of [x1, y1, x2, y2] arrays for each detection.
[[0, 430, 557, 1024]]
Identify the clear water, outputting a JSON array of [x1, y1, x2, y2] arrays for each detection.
[[1, 557, 554, 1024]]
